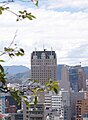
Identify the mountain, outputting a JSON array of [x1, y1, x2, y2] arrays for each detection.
[[4, 65, 29, 75], [4, 65, 31, 83]]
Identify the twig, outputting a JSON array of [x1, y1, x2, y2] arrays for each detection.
[[6, 9, 19, 17], [9, 29, 18, 47]]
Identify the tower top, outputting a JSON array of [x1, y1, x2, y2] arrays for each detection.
[[31, 50, 56, 59]]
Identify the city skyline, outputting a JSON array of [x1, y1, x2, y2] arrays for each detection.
[[0, 0, 88, 68]]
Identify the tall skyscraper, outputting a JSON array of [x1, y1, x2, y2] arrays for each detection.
[[59, 65, 70, 91], [31, 49, 57, 85], [59, 65, 86, 92], [69, 65, 86, 92]]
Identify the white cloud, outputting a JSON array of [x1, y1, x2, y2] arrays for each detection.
[[48, 0, 88, 9], [0, 1, 88, 67]]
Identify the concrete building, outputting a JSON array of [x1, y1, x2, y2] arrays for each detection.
[[75, 92, 88, 120], [75, 99, 88, 120], [10, 112, 23, 120], [59, 65, 86, 92], [59, 65, 70, 91], [0, 93, 5, 114], [44, 90, 71, 120], [23, 102, 45, 120], [44, 92, 52, 111], [70, 91, 85, 120], [31, 49, 57, 85], [69, 65, 86, 92]]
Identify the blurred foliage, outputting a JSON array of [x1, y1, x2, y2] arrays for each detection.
[[0, 0, 60, 107]]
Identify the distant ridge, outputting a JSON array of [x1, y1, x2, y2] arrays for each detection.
[[4, 65, 29, 75], [3, 65, 30, 83]]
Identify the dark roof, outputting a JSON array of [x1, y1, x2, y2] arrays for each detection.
[[31, 50, 56, 59]]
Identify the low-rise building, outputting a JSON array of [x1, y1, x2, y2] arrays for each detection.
[[23, 102, 45, 120]]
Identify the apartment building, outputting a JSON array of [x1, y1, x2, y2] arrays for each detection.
[[70, 91, 85, 120], [75, 92, 88, 120], [23, 102, 45, 120]]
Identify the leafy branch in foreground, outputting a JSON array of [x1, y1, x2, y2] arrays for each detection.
[[23, 79, 60, 106], [0, 6, 36, 21], [0, 0, 38, 21], [0, 42, 60, 106], [0, 0, 60, 107]]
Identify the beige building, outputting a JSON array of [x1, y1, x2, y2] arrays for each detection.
[[59, 65, 70, 91], [31, 49, 57, 85], [78, 67, 86, 92], [75, 92, 88, 120]]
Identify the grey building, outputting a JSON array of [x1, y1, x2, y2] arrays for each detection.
[[70, 91, 85, 120], [5, 112, 23, 120], [31, 49, 57, 85], [59, 65, 86, 92], [69, 65, 86, 92], [59, 65, 70, 91], [23, 102, 45, 120]]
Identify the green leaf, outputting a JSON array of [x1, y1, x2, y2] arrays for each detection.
[[4, 47, 14, 52], [0, 60, 5, 62], [53, 87, 58, 94], [35, 0, 38, 6], [9, 53, 15, 57], [29, 13, 36, 19], [26, 15, 33, 20], [34, 96, 38, 105], [0, 10, 2, 14], [34, 80, 39, 83], [24, 100, 30, 107], [0, 7, 4, 11], [5, 7, 9, 10], [15, 52, 22, 56], [20, 48, 24, 53], [19, 11, 24, 14], [0, 65, 4, 73], [23, 96, 28, 99], [38, 88, 44, 92]]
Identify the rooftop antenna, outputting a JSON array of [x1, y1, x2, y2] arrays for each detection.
[[43, 44, 45, 51], [35, 48, 36, 55], [43, 44, 46, 51], [51, 47, 53, 55]]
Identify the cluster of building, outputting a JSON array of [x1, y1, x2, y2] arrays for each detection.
[[0, 49, 88, 120]]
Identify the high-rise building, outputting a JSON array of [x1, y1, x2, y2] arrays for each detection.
[[59, 65, 86, 92], [31, 49, 57, 85], [59, 65, 70, 91], [69, 65, 86, 92]]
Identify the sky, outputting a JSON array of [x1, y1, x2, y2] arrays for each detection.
[[0, 0, 88, 68]]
